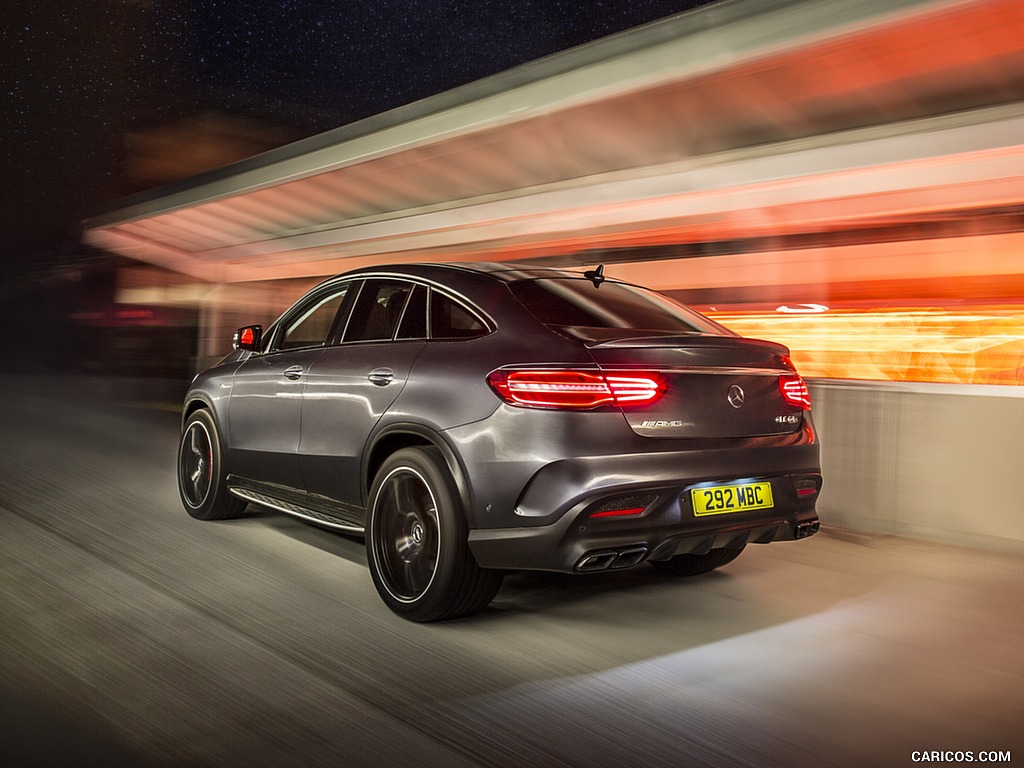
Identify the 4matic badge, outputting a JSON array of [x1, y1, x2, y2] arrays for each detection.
[[775, 414, 800, 424]]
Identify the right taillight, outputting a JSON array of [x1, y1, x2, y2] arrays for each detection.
[[779, 373, 811, 410], [487, 369, 665, 410]]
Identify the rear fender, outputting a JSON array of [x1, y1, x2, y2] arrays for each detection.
[[363, 424, 477, 528]]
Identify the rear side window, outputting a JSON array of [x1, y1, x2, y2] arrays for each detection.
[[341, 280, 488, 343], [431, 291, 488, 339], [396, 284, 428, 339], [509, 278, 726, 335], [345, 280, 413, 342]]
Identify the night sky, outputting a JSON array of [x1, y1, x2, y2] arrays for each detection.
[[4, 0, 712, 272], [192, 0, 711, 125]]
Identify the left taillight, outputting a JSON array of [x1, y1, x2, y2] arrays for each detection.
[[779, 373, 811, 410], [487, 369, 665, 410]]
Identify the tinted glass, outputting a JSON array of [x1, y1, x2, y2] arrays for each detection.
[[509, 279, 726, 334], [396, 284, 428, 339], [430, 291, 488, 339], [277, 286, 349, 350], [345, 280, 413, 342]]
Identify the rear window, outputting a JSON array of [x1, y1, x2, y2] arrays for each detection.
[[509, 278, 727, 335]]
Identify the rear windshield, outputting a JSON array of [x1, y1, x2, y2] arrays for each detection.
[[509, 278, 729, 335]]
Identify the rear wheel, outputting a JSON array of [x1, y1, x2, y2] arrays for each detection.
[[177, 409, 246, 521], [650, 545, 746, 577], [366, 447, 503, 622]]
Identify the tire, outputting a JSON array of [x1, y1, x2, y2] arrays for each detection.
[[650, 545, 746, 577], [177, 409, 246, 521], [366, 447, 503, 622]]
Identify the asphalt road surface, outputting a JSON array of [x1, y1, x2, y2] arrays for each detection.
[[2, 375, 1021, 768]]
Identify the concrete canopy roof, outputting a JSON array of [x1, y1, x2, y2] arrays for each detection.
[[84, 0, 1024, 284]]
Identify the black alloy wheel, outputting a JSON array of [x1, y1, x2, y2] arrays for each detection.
[[177, 409, 246, 521], [366, 447, 503, 622]]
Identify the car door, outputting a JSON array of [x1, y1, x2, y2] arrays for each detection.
[[227, 282, 353, 489], [299, 279, 427, 507]]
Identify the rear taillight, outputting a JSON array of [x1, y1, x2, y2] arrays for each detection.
[[487, 369, 665, 410], [779, 373, 811, 409]]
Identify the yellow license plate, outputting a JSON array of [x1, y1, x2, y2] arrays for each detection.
[[691, 482, 774, 516]]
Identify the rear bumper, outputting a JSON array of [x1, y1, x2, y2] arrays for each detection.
[[468, 466, 821, 572]]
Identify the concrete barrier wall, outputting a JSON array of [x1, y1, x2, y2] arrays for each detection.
[[809, 380, 1024, 553]]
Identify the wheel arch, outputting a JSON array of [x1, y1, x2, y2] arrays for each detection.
[[364, 424, 477, 527], [181, 395, 211, 426], [181, 392, 230, 435]]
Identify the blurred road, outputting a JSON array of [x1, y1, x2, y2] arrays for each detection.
[[1, 374, 1021, 768]]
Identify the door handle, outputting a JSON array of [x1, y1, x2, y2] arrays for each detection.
[[368, 368, 394, 386], [284, 365, 304, 381]]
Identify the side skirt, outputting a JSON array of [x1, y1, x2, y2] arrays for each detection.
[[227, 477, 365, 534]]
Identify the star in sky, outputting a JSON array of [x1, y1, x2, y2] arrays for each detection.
[[3, 0, 711, 266], [190, 0, 712, 126]]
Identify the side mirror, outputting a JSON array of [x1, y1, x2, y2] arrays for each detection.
[[233, 324, 263, 351]]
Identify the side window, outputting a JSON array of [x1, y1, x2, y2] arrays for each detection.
[[276, 285, 349, 351], [396, 284, 428, 340], [430, 290, 488, 340], [344, 280, 413, 342]]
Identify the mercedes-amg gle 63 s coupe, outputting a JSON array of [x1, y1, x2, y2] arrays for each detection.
[[177, 263, 821, 621]]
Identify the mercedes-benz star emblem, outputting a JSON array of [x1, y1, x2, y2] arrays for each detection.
[[727, 384, 745, 409]]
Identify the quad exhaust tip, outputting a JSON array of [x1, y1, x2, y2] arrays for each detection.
[[576, 546, 648, 572], [795, 520, 820, 539]]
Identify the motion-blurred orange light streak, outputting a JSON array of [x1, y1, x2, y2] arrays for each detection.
[[705, 307, 1024, 385]]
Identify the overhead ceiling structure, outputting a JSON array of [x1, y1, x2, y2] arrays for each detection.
[[84, 0, 1024, 286]]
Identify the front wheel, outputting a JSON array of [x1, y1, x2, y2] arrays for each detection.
[[366, 447, 503, 622], [649, 545, 746, 577], [177, 409, 246, 521]]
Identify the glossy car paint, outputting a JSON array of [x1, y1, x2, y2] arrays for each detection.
[[181, 263, 820, 586]]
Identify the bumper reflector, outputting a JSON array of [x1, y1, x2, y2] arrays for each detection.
[[588, 494, 658, 520], [793, 475, 821, 497], [591, 506, 645, 519]]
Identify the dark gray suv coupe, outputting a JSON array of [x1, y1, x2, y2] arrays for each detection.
[[177, 263, 821, 621]]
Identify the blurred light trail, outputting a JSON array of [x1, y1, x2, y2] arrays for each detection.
[[705, 305, 1024, 385]]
